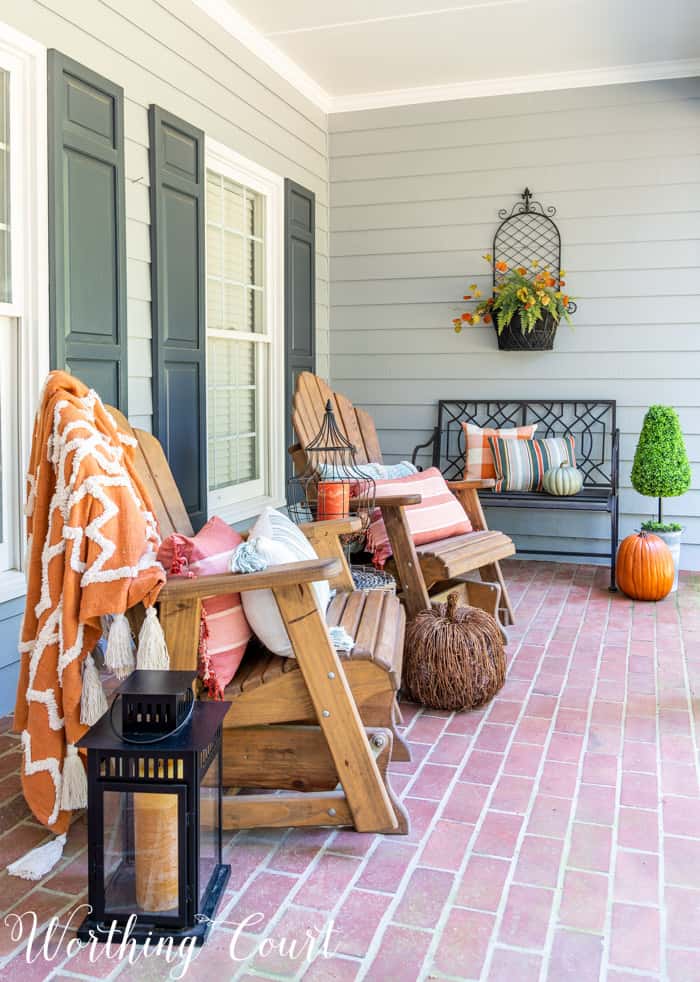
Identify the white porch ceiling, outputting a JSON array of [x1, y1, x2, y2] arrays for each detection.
[[197, 0, 700, 111]]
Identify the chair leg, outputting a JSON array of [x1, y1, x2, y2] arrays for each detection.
[[451, 485, 515, 626], [372, 730, 410, 835], [274, 580, 400, 833], [481, 562, 515, 626], [609, 495, 619, 592], [387, 699, 410, 762]]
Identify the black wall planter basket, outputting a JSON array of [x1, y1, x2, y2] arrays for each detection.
[[496, 311, 558, 351], [491, 189, 576, 351]]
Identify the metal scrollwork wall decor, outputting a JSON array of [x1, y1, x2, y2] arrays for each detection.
[[491, 188, 576, 351]]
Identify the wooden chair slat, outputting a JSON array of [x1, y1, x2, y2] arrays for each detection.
[[338, 590, 366, 641], [327, 592, 350, 628], [374, 595, 405, 686], [296, 373, 331, 448], [415, 530, 501, 559], [107, 405, 194, 539], [243, 653, 279, 691], [353, 589, 384, 658], [262, 653, 287, 684], [356, 407, 383, 464], [225, 647, 270, 695], [334, 390, 369, 465], [135, 429, 194, 539]]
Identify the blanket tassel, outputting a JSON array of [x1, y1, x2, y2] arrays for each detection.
[[104, 613, 135, 679], [81, 653, 108, 725], [7, 833, 67, 880], [60, 744, 88, 811], [137, 605, 170, 670]]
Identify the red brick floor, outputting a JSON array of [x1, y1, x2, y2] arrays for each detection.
[[0, 559, 699, 980]]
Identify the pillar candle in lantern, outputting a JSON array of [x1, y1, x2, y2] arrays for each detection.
[[134, 758, 179, 912], [317, 481, 350, 521]]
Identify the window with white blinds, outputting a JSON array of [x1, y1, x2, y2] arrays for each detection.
[[0, 26, 49, 599], [205, 142, 285, 522], [0, 67, 12, 575], [0, 67, 10, 304]]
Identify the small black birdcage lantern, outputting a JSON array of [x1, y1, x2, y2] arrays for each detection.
[[288, 400, 376, 540], [76, 671, 230, 946]]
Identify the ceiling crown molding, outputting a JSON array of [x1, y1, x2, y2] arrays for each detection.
[[192, 0, 331, 112], [329, 58, 700, 113], [192, 2, 700, 116]]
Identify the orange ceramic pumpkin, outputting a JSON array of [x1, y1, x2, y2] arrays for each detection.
[[616, 531, 674, 601]]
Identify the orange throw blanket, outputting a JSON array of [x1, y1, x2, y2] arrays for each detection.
[[14, 372, 166, 836]]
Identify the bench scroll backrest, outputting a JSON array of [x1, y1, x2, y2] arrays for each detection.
[[433, 400, 617, 489]]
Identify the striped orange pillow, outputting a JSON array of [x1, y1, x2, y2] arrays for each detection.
[[157, 517, 252, 697], [462, 421, 538, 482], [365, 467, 472, 568]]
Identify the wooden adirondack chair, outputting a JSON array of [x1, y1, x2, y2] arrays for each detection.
[[290, 373, 516, 627], [109, 408, 409, 835]]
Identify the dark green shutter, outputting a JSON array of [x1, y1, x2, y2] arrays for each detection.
[[284, 179, 316, 478], [47, 51, 128, 410], [149, 106, 207, 530]]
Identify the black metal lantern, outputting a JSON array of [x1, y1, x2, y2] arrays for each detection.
[[76, 670, 230, 946], [287, 399, 376, 540]]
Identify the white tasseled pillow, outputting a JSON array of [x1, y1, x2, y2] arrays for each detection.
[[235, 507, 331, 657]]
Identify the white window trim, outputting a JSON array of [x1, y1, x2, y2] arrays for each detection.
[[205, 137, 285, 526], [0, 23, 49, 602]]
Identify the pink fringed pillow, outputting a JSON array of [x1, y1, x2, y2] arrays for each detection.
[[157, 516, 252, 697], [366, 467, 472, 568]]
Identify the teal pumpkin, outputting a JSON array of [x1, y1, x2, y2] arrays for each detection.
[[542, 463, 584, 496]]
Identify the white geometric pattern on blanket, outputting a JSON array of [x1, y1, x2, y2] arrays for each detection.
[[20, 388, 165, 827]]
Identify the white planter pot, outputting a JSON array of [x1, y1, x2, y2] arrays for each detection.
[[653, 529, 683, 592]]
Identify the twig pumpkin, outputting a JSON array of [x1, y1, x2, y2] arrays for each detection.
[[616, 531, 674, 601], [404, 593, 506, 711]]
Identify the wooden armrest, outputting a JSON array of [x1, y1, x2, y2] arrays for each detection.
[[300, 516, 363, 537], [374, 494, 422, 508], [448, 479, 496, 491], [159, 557, 341, 601]]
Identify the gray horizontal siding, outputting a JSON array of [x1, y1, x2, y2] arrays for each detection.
[[0, 598, 23, 718], [329, 78, 700, 569], [6, 0, 331, 423]]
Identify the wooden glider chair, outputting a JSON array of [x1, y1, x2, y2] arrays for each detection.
[[290, 372, 516, 628], [108, 408, 409, 836]]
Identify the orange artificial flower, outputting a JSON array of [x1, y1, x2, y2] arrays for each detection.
[[483, 313, 492, 324], [495, 260, 508, 273], [462, 312, 473, 323], [547, 277, 556, 287], [559, 280, 566, 287], [516, 266, 527, 276], [562, 295, 569, 305], [463, 295, 472, 300]]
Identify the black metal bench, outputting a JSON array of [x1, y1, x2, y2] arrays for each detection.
[[412, 400, 620, 590]]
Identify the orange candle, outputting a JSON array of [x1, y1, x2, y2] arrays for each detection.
[[317, 481, 349, 521]]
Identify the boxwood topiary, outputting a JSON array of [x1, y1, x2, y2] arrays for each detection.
[[631, 405, 691, 522]]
